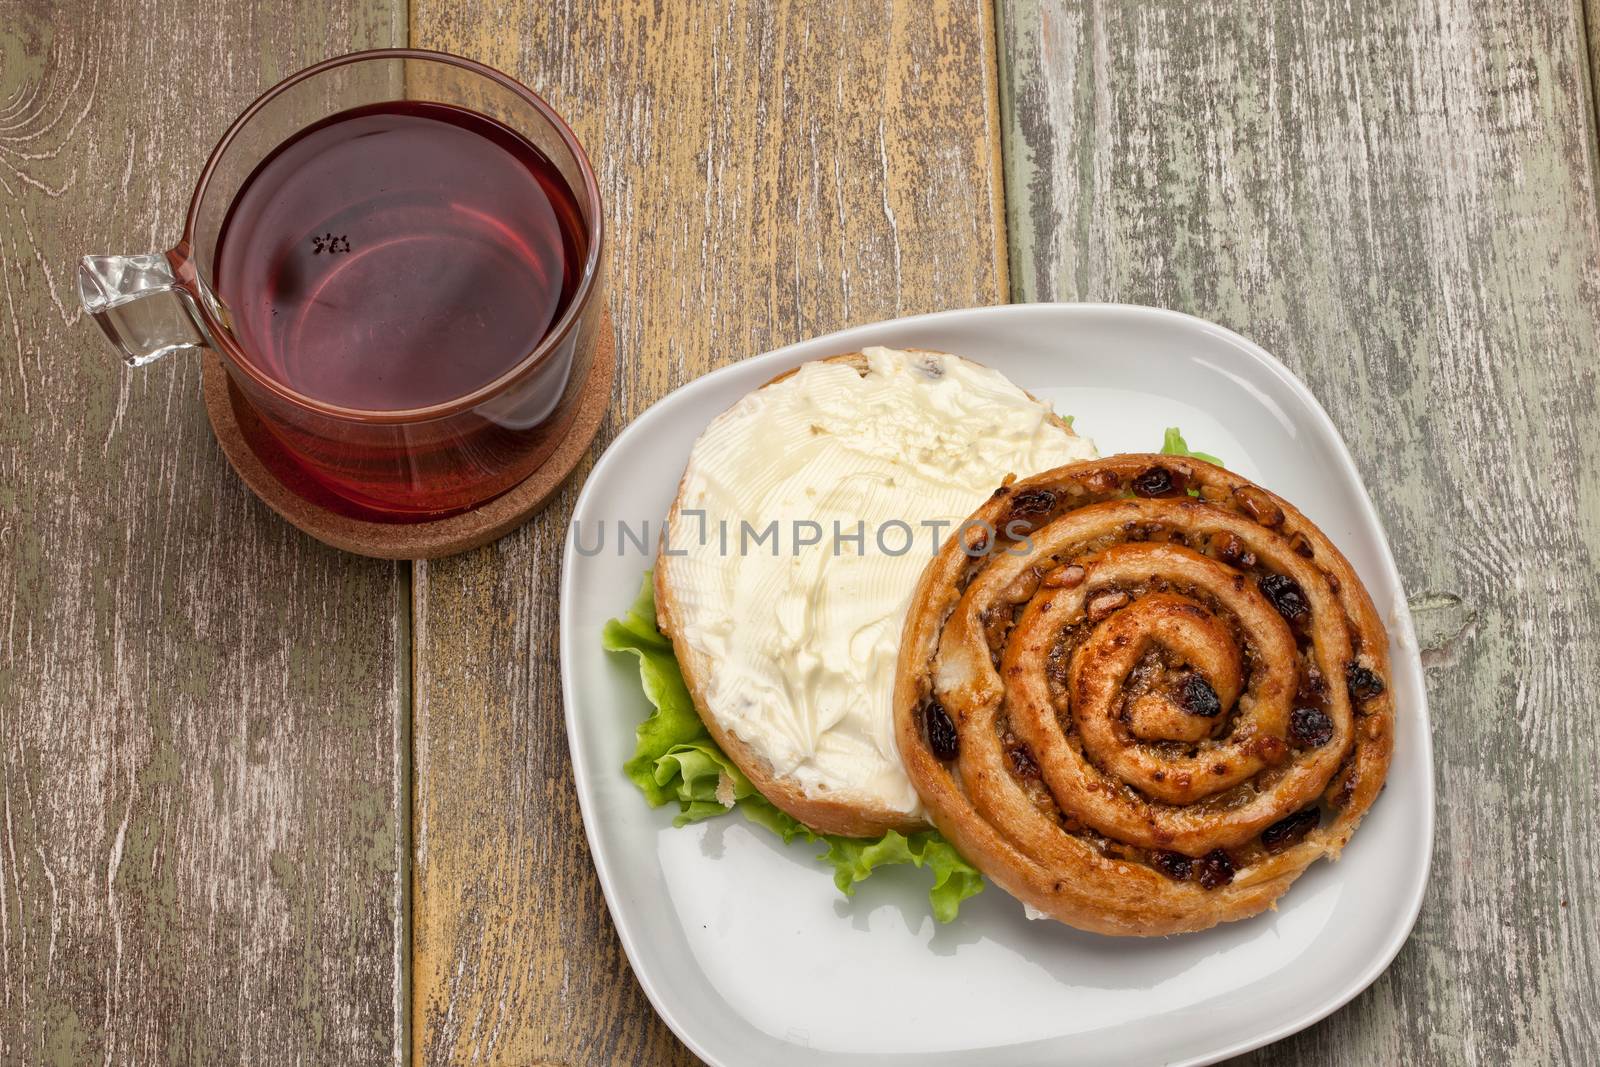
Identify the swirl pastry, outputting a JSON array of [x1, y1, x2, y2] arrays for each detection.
[[892, 455, 1393, 935]]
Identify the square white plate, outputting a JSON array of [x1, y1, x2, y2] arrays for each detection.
[[559, 304, 1432, 1067]]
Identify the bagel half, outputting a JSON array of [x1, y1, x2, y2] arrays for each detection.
[[655, 347, 1092, 837]]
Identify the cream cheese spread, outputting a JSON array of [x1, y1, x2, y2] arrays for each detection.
[[663, 346, 1098, 815]]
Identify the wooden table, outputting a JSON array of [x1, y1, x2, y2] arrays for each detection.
[[4, 1, 1597, 1062]]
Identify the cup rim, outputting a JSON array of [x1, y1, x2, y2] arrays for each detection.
[[183, 47, 605, 425]]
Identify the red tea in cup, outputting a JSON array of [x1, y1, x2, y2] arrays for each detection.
[[216, 101, 586, 413], [80, 52, 606, 524]]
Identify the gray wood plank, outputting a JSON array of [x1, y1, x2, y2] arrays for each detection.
[[0, 3, 407, 1064], [999, 0, 1600, 1062]]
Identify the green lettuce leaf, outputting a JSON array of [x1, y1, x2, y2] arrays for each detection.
[[601, 577, 752, 818], [738, 800, 984, 921], [1159, 426, 1223, 466], [823, 829, 986, 923], [605, 573, 985, 921], [739, 795, 820, 844]]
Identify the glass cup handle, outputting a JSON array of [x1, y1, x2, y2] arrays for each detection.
[[78, 251, 211, 367]]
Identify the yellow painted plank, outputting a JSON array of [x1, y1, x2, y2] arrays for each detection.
[[407, 1, 1007, 1061]]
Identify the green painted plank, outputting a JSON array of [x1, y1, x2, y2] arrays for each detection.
[[999, 0, 1600, 1061], [0, 2, 407, 1064]]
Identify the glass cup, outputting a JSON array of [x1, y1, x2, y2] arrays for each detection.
[[78, 50, 606, 522]]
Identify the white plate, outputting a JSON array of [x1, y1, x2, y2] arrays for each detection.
[[559, 304, 1433, 1067]]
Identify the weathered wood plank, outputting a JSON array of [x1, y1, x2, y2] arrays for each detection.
[[0, 3, 407, 1064], [1000, 0, 1600, 1061], [406, 1, 1007, 1061]]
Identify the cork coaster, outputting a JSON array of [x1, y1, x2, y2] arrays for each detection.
[[204, 314, 615, 559]]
